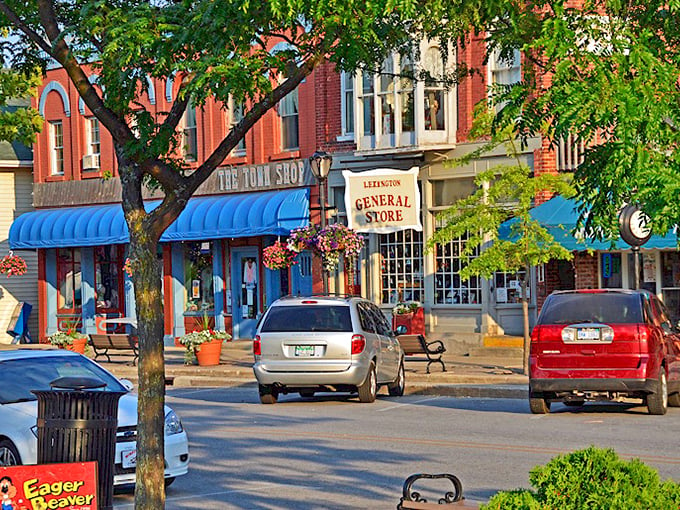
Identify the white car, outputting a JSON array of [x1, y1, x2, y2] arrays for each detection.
[[0, 349, 189, 486]]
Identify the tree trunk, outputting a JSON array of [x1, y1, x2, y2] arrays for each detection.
[[521, 277, 530, 376]]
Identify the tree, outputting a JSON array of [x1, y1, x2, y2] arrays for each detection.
[[0, 1, 463, 507], [427, 105, 574, 374], [453, 0, 680, 239], [0, 67, 42, 145]]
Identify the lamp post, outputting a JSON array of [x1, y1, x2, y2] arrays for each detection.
[[309, 151, 333, 294]]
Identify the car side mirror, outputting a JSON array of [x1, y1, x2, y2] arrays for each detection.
[[395, 325, 408, 336], [120, 379, 134, 392]]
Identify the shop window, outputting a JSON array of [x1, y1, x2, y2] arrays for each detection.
[[661, 252, 680, 325], [95, 245, 124, 314], [628, 252, 655, 293], [279, 88, 299, 151], [601, 252, 622, 288], [494, 269, 527, 304], [184, 241, 214, 313], [49, 120, 64, 175], [182, 102, 197, 162], [57, 248, 81, 312], [433, 230, 481, 304], [379, 229, 424, 304]]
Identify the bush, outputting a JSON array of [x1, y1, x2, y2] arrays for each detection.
[[481, 446, 680, 510]]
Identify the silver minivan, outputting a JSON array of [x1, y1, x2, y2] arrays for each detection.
[[253, 295, 405, 404]]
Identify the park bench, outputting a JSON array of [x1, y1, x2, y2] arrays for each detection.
[[398, 473, 479, 509], [397, 334, 446, 373], [90, 334, 139, 365]]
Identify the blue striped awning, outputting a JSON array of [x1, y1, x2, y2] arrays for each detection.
[[499, 196, 678, 251], [9, 188, 310, 249]]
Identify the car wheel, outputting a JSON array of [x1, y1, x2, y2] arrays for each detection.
[[358, 361, 377, 403], [299, 391, 315, 398], [647, 371, 668, 415], [529, 396, 550, 414], [259, 384, 278, 405], [668, 392, 680, 407], [388, 362, 405, 397], [0, 439, 21, 466]]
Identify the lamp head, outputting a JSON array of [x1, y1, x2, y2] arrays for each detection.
[[309, 151, 332, 180]]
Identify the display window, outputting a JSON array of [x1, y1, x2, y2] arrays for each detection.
[[57, 248, 82, 313], [379, 229, 424, 304], [433, 231, 480, 305], [184, 241, 214, 313], [95, 245, 124, 314]]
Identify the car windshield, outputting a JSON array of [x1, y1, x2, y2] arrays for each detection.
[[260, 305, 353, 332], [0, 355, 127, 404], [538, 293, 643, 325]]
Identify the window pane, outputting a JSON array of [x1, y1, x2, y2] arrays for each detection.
[[434, 229, 480, 304], [424, 89, 445, 131], [399, 58, 414, 133], [95, 246, 122, 312], [280, 89, 299, 151], [362, 96, 375, 136], [379, 230, 424, 304], [51, 121, 64, 175], [433, 178, 476, 206], [183, 104, 197, 161], [57, 248, 81, 311], [184, 242, 214, 312]]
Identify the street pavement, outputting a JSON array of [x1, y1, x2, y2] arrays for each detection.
[[96, 340, 529, 400]]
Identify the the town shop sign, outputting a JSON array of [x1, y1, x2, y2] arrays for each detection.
[[207, 159, 314, 193], [343, 167, 422, 233]]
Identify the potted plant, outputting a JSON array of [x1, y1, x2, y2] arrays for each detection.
[[178, 328, 231, 366], [263, 240, 298, 270], [0, 253, 27, 277], [48, 329, 89, 354], [392, 301, 425, 335]]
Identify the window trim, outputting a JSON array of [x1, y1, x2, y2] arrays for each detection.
[[49, 120, 64, 176]]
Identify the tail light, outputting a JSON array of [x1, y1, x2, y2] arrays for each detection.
[[351, 334, 366, 355], [253, 335, 261, 356], [638, 325, 650, 345], [531, 326, 541, 343]]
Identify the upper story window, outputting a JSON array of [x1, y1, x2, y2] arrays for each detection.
[[182, 102, 198, 162], [83, 117, 101, 171], [49, 121, 64, 175], [489, 47, 521, 87], [339, 72, 354, 140], [351, 41, 455, 152], [279, 88, 299, 151], [228, 99, 246, 156]]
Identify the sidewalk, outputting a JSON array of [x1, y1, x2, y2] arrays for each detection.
[[96, 340, 530, 400]]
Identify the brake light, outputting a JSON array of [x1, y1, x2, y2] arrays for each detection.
[[351, 334, 366, 355], [531, 326, 541, 343], [253, 336, 261, 355], [638, 325, 650, 343]]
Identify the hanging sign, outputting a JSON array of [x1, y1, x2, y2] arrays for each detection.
[[343, 167, 422, 234], [0, 462, 98, 510]]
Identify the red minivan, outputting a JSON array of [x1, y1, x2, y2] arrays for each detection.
[[529, 289, 680, 414]]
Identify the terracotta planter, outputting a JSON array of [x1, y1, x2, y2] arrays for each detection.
[[195, 338, 223, 366], [64, 337, 88, 354]]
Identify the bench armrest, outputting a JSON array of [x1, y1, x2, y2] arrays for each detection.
[[423, 339, 445, 354]]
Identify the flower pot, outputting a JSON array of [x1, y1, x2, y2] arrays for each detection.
[[393, 307, 425, 336], [64, 337, 88, 354], [195, 338, 223, 366]]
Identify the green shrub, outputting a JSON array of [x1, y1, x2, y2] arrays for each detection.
[[481, 446, 680, 510]]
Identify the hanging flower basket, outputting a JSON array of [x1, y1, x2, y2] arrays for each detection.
[[315, 224, 365, 270], [263, 241, 299, 270], [123, 258, 133, 277], [288, 225, 319, 253], [0, 253, 27, 277]]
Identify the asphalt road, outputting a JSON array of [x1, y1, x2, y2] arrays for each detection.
[[113, 386, 680, 509]]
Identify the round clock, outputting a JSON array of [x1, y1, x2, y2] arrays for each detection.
[[619, 204, 652, 246]]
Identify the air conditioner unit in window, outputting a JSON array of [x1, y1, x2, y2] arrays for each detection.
[[82, 153, 100, 170]]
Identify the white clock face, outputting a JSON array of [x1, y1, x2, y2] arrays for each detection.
[[630, 210, 651, 239]]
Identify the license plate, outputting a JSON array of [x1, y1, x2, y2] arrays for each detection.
[[122, 448, 137, 469], [295, 345, 315, 357], [577, 328, 600, 340]]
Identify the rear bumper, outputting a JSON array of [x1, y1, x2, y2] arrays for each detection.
[[530, 378, 656, 394], [253, 358, 369, 387]]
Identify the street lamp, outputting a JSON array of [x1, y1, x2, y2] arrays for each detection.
[[309, 151, 333, 294]]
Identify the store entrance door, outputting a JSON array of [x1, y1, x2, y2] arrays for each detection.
[[231, 247, 260, 339]]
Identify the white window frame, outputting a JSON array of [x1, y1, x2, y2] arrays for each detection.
[[49, 120, 64, 175], [488, 47, 522, 89], [83, 117, 101, 170], [227, 97, 246, 156], [338, 71, 355, 141], [182, 102, 198, 162], [278, 87, 299, 151]]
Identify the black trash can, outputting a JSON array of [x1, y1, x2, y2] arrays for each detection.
[[32, 376, 126, 510]]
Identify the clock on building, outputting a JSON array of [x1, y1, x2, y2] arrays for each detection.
[[619, 204, 652, 246]]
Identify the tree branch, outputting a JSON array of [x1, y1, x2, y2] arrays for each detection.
[[0, 1, 52, 54]]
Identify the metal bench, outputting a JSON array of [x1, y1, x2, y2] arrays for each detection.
[[89, 334, 139, 365], [397, 334, 446, 373], [398, 473, 478, 509]]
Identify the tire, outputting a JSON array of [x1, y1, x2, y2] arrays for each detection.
[[358, 361, 377, 403], [668, 392, 680, 407], [0, 439, 21, 466], [259, 384, 278, 405], [529, 397, 551, 414], [387, 362, 405, 397], [647, 371, 668, 415], [299, 391, 315, 398]]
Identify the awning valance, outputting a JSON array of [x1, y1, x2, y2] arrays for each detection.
[[499, 196, 678, 251], [9, 188, 310, 249]]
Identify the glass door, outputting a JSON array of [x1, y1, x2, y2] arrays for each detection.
[[231, 247, 260, 339]]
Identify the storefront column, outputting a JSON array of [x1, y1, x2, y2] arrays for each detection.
[[421, 177, 435, 333], [80, 247, 96, 334], [45, 249, 58, 336], [368, 233, 381, 303], [171, 243, 186, 338], [212, 242, 225, 331]]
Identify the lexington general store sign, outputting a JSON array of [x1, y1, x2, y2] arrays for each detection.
[[343, 167, 422, 234]]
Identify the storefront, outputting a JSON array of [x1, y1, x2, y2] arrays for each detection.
[[9, 159, 314, 341]]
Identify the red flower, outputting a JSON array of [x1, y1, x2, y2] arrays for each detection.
[[0, 254, 27, 277]]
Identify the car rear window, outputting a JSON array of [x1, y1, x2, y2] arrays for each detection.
[[538, 293, 643, 325], [260, 305, 353, 332]]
